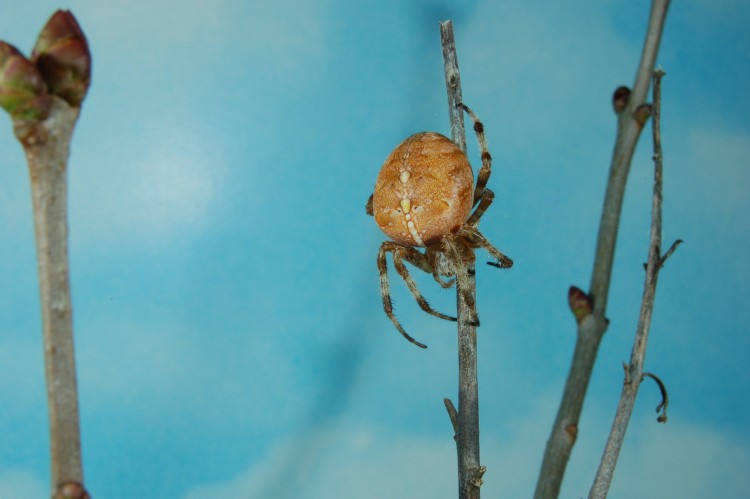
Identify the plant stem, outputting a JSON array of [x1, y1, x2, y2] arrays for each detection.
[[588, 68, 679, 499], [533, 2, 670, 497], [15, 96, 84, 489], [440, 20, 484, 499]]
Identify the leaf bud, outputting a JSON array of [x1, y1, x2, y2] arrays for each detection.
[[31, 10, 91, 106]]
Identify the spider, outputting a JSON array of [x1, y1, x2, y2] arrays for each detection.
[[366, 103, 512, 348]]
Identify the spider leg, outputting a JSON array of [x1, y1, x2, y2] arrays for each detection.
[[377, 242, 428, 348], [441, 238, 481, 326], [466, 188, 495, 227], [392, 251, 457, 322], [459, 103, 493, 207], [365, 193, 374, 216], [432, 271, 455, 288], [459, 225, 513, 269]]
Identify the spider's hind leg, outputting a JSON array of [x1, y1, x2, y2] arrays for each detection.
[[377, 242, 428, 348], [392, 247, 457, 323]]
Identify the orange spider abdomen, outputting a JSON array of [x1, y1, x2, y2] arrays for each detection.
[[372, 132, 474, 247]]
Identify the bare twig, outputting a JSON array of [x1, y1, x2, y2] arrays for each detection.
[[588, 68, 677, 498], [534, 2, 671, 497], [440, 20, 483, 499], [16, 97, 85, 489]]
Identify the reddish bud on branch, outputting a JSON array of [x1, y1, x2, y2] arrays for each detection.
[[568, 286, 593, 324], [53, 481, 91, 499], [31, 10, 91, 107], [634, 103, 653, 128], [612, 86, 631, 114], [0, 42, 50, 120]]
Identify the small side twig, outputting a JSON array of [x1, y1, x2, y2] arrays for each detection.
[[534, 2, 671, 497], [444, 397, 459, 436], [440, 20, 482, 499], [588, 67, 678, 499], [643, 372, 669, 423]]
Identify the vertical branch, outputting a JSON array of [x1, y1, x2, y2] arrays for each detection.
[[1, 11, 92, 496], [588, 68, 680, 499], [534, 2, 671, 498], [440, 22, 466, 153], [17, 98, 85, 490], [440, 20, 485, 499]]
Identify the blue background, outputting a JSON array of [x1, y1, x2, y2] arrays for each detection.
[[1, 1, 749, 498]]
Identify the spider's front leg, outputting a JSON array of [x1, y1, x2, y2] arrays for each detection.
[[377, 241, 457, 348], [459, 225, 513, 269], [466, 188, 494, 227], [459, 103, 493, 207]]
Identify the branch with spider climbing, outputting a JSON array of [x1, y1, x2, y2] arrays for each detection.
[[365, 20, 512, 499]]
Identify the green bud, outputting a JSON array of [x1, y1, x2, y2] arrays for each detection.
[[31, 10, 91, 106], [0, 42, 50, 120]]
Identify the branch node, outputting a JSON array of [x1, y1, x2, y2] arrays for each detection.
[[53, 481, 90, 499], [622, 361, 631, 383], [565, 423, 578, 444], [470, 465, 487, 487]]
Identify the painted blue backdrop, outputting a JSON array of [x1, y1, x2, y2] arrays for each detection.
[[1, 1, 748, 498]]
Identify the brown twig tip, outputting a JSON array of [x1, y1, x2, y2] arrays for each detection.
[[53, 481, 91, 499], [470, 465, 487, 487], [643, 372, 669, 423], [612, 86, 631, 114], [568, 286, 593, 324]]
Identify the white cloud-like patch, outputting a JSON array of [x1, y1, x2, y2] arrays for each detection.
[[75, 314, 302, 431], [0, 468, 46, 499], [674, 126, 750, 222], [182, 401, 750, 499], [69, 115, 228, 250], [183, 424, 456, 499], [77, 0, 329, 82]]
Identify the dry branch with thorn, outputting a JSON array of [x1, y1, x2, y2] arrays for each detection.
[[588, 66, 679, 499], [534, 2, 671, 497]]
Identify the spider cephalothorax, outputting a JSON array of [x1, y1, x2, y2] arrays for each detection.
[[366, 103, 512, 348]]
